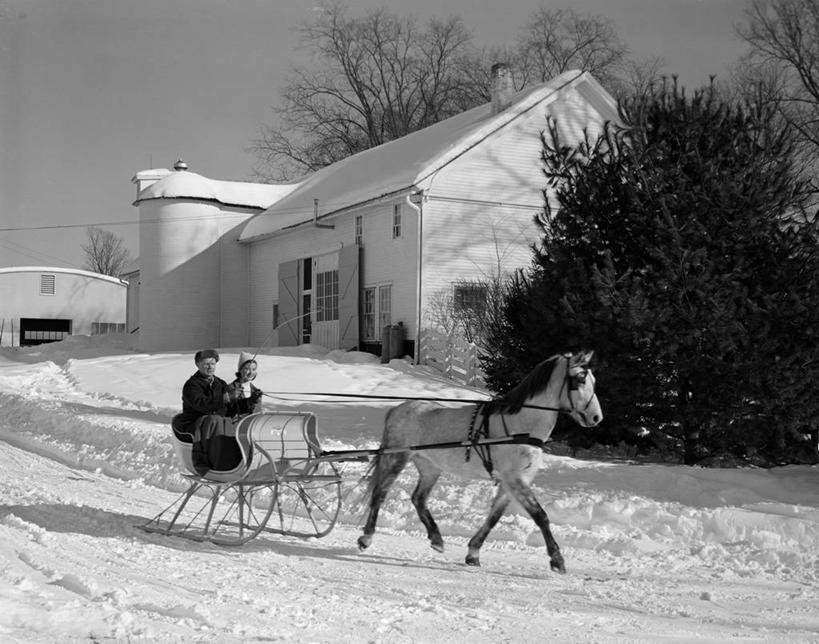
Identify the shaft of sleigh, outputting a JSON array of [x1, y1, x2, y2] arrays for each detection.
[[318, 432, 546, 462]]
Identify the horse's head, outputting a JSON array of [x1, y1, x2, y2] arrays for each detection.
[[562, 351, 603, 427]]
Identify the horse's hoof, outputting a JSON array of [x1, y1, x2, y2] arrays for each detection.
[[550, 559, 566, 574], [357, 535, 371, 551], [430, 537, 444, 553], [465, 554, 480, 567]]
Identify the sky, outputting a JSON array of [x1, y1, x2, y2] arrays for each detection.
[[0, 0, 750, 271], [0, 335, 816, 640]]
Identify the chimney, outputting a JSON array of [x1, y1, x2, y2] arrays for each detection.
[[491, 63, 514, 114]]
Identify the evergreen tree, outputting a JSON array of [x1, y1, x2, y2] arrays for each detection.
[[484, 81, 819, 465]]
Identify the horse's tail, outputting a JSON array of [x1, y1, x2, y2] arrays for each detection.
[[360, 455, 379, 504], [360, 403, 401, 507]]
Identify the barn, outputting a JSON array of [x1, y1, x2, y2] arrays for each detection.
[[0, 266, 127, 347], [131, 67, 618, 359], [239, 68, 618, 359]]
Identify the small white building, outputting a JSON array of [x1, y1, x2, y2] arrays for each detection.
[[130, 68, 618, 358], [0, 266, 127, 347]]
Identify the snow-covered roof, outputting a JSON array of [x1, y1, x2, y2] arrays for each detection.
[[133, 170, 302, 211], [240, 70, 613, 241], [0, 266, 127, 286]]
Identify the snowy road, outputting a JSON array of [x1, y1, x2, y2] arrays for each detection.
[[0, 338, 816, 642]]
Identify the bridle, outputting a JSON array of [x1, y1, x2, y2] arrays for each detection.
[[562, 355, 597, 420]]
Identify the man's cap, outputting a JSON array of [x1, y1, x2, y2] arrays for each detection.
[[194, 349, 220, 363]]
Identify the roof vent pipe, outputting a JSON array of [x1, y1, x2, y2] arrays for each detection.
[[491, 63, 514, 114], [313, 198, 335, 229]]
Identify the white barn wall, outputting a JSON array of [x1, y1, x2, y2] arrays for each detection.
[[0, 268, 126, 347], [356, 200, 418, 339], [419, 84, 611, 311]]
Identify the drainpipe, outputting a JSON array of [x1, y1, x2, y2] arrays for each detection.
[[407, 189, 425, 364]]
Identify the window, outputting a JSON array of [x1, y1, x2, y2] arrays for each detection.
[[355, 215, 363, 245], [362, 287, 376, 340], [362, 284, 392, 340], [392, 204, 402, 239], [91, 322, 126, 335], [379, 284, 392, 330], [301, 258, 312, 343], [315, 270, 339, 322], [40, 274, 55, 296], [454, 282, 488, 316], [272, 301, 279, 329]]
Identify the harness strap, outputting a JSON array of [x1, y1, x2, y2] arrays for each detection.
[[465, 404, 495, 475]]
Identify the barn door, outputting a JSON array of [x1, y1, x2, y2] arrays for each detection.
[[278, 259, 299, 346], [338, 244, 359, 350]]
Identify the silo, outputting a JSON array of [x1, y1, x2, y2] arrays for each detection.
[[136, 163, 223, 352]]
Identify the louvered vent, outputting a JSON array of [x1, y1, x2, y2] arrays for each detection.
[[40, 274, 55, 295]]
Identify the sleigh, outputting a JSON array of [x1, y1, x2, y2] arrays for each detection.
[[140, 412, 343, 545]]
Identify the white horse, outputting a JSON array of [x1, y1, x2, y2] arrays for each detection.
[[357, 351, 602, 573]]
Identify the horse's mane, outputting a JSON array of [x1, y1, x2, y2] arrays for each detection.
[[484, 354, 563, 415]]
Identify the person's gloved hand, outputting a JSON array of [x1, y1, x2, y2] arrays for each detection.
[[227, 380, 242, 402]]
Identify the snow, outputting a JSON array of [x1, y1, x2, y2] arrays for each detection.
[[136, 170, 301, 210], [0, 334, 816, 643]]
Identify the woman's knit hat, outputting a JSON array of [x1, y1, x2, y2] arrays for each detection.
[[237, 351, 256, 372]]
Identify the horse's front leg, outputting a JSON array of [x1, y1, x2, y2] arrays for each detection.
[[505, 478, 565, 573], [465, 485, 510, 566]]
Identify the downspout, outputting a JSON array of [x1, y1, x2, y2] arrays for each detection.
[[407, 189, 425, 364]]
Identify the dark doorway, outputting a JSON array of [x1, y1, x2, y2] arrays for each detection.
[[20, 318, 72, 346]]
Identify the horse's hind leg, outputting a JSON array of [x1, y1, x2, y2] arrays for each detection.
[[465, 486, 510, 566], [505, 478, 565, 573], [410, 459, 443, 552], [357, 451, 410, 551]]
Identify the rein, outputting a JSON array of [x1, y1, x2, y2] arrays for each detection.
[[261, 391, 567, 413]]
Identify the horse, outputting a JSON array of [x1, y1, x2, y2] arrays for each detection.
[[357, 351, 602, 573]]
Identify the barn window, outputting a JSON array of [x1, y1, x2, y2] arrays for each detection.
[[91, 322, 126, 335], [362, 287, 376, 340], [392, 204, 402, 239], [40, 274, 55, 295], [315, 270, 339, 322], [355, 215, 363, 245], [454, 282, 487, 316], [379, 284, 392, 329]]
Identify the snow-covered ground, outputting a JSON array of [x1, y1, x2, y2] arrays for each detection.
[[0, 335, 816, 643]]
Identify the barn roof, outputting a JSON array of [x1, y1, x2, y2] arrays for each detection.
[[240, 69, 616, 242], [133, 170, 300, 211], [0, 266, 127, 286]]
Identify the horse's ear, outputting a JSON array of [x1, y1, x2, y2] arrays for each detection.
[[573, 350, 594, 366]]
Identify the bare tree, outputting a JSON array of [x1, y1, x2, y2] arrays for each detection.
[[252, 3, 479, 180], [82, 227, 130, 277], [253, 3, 637, 180], [737, 0, 819, 156], [513, 7, 629, 90]]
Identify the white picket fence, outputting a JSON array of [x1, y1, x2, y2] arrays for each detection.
[[419, 328, 485, 388]]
